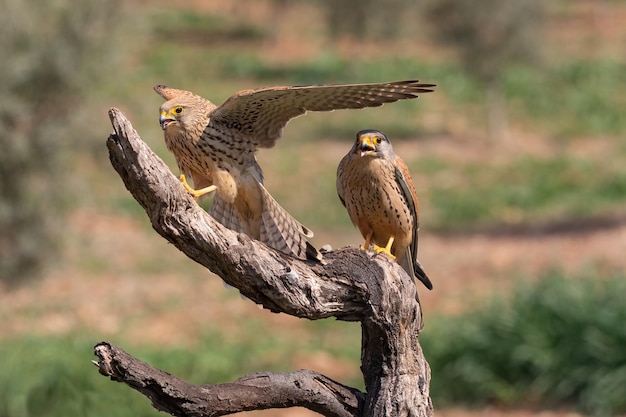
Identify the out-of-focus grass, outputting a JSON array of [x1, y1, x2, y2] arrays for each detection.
[[421, 269, 626, 416], [0, 318, 361, 417], [4, 271, 625, 417], [505, 59, 626, 136], [0, 336, 157, 417], [150, 10, 268, 42], [218, 53, 481, 107], [423, 154, 626, 231]]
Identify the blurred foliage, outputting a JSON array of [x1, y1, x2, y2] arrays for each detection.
[[218, 53, 448, 92], [426, 154, 626, 231], [423, 0, 544, 141], [422, 270, 626, 416], [318, 0, 416, 40], [0, 335, 168, 417], [423, 0, 543, 84], [151, 10, 267, 43], [0, 336, 155, 417], [0, 318, 361, 417], [3, 272, 625, 416], [0, 0, 123, 285], [505, 59, 626, 136]]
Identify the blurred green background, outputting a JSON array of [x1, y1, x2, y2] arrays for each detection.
[[1, 1, 625, 416]]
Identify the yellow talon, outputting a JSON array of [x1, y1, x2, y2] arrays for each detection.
[[360, 233, 373, 251], [373, 237, 396, 260], [180, 174, 217, 199]]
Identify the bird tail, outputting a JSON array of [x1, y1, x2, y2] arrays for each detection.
[[413, 258, 433, 291], [257, 183, 323, 261], [400, 249, 433, 291], [400, 249, 430, 331], [209, 184, 322, 261], [209, 194, 247, 234]]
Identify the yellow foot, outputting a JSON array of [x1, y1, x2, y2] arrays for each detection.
[[372, 244, 396, 259], [359, 233, 373, 251], [373, 237, 396, 260], [180, 174, 217, 199]]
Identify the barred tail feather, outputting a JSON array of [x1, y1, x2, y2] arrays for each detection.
[[257, 183, 322, 261], [209, 194, 247, 234]]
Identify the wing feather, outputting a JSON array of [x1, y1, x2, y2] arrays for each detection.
[[394, 161, 433, 290], [209, 80, 435, 148]]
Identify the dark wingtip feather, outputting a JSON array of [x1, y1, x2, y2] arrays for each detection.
[[402, 80, 437, 94], [414, 262, 433, 290], [306, 242, 324, 262]]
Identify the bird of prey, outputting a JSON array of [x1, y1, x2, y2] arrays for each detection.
[[337, 129, 432, 291], [155, 80, 435, 261]]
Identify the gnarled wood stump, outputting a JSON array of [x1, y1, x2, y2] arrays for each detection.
[[94, 108, 432, 417]]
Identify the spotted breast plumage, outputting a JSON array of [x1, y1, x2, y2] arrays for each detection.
[[337, 129, 432, 292], [155, 80, 435, 261]]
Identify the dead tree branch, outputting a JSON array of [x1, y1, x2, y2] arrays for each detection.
[[93, 342, 362, 417], [98, 108, 432, 417]]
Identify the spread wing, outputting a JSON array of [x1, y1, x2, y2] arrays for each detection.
[[208, 80, 435, 149]]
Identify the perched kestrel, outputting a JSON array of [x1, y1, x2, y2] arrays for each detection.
[[337, 129, 432, 291], [155, 80, 435, 261]]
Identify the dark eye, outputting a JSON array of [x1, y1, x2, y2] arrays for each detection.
[[375, 136, 382, 145], [174, 107, 183, 114]]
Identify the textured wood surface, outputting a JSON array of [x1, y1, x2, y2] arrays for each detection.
[[99, 107, 432, 417]]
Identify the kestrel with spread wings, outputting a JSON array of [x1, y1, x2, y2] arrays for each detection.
[[155, 81, 435, 261], [337, 129, 432, 291]]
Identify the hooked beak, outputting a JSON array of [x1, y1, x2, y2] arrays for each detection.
[[358, 136, 376, 157], [159, 111, 175, 130]]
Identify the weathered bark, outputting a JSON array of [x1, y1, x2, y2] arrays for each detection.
[[93, 342, 363, 417], [99, 108, 433, 417]]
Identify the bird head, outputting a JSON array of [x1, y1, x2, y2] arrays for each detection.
[[154, 85, 215, 133], [353, 129, 393, 158], [159, 104, 185, 131]]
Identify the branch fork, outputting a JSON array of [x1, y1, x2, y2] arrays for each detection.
[[97, 108, 432, 417]]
